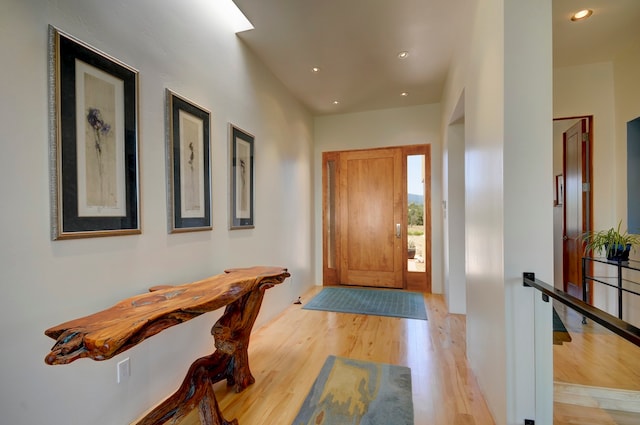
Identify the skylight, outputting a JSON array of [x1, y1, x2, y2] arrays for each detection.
[[221, 0, 254, 33]]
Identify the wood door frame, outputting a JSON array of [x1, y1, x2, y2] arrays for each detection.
[[556, 115, 593, 301], [322, 151, 340, 286], [322, 144, 431, 292], [405, 144, 431, 292]]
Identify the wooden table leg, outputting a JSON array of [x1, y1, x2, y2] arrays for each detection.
[[134, 280, 277, 424], [212, 283, 270, 392], [198, 381, 238, 425], [133, 354, 236, 425]]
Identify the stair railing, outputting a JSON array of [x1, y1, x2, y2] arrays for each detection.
[[522, 272, 640, 347]]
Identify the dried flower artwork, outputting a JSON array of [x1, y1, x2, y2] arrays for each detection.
[[86, 107, 113, 208]]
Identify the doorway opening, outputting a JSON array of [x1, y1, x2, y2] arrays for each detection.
[[322, 145, 431, 291], [553, 116, 593, 300]]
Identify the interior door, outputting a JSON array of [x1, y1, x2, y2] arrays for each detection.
[[338, 148, 403, 288], [563, 119, 589, 296]]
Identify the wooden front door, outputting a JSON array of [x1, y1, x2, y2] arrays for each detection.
[[338, 148, 404, 288], [563, 119, 590, 296]]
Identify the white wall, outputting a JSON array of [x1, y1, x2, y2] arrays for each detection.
[[554, 62, 616, 231], [443, 119, 466, 314], [554, 50, 640, 326], [613, 43, 640, 226], [614, 43, 640, 325], [0, 1, 314, 424], [504, 2, 554, 423], [439, 0, 472, 318], [313, 104, 444, 292], [441, 0, 554, 424]]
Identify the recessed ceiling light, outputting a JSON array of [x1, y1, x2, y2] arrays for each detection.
[[397, 51, 409, 59], [401, 92, 409, 97], [332, 100, 340, 105], [311, 67, 320, 73], [571, 9, 593, 21]]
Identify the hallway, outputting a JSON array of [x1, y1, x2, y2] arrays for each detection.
[[176, 286, 495, 424]]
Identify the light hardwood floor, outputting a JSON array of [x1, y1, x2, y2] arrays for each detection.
[[553, 301, 640, 425], [553, 302, 640, 391], [174, 286, 495, 425]]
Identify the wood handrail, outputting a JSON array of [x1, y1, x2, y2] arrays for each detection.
[[523, 272, 640, 347]]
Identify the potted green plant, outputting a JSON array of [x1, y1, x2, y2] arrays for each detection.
[[408, 240, 416, 259], [581, 221, 640, 261]]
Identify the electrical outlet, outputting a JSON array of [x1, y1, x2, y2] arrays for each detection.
[[117, 357, 130, 384]]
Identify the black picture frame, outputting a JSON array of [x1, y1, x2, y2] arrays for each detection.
[[555, 174, 564, 206], [166, 90, 212, 233], [229, 124, 255, 229], [48, 26, 140, 240]]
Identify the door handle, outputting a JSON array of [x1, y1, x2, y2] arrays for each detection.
[[396, 224, 401, 238], [563, 235, 568, 241]]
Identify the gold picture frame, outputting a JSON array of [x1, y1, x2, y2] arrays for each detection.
[[48, 26, 140, 239]]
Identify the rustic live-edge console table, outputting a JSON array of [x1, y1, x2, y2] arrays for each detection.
[[44, 266, 291, 425]]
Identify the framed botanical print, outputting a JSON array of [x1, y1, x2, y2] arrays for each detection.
[[229, 124, 254, 229], [166, 90, 212, 232], [48, 26, 140, 239]]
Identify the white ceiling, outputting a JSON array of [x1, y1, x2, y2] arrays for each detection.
[[234, 0, 640, 116]]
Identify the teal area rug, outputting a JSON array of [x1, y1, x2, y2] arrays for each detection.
[[553, 307, 572, 345], [291, 356, 414, 425], [303, 287, 427, 320]]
